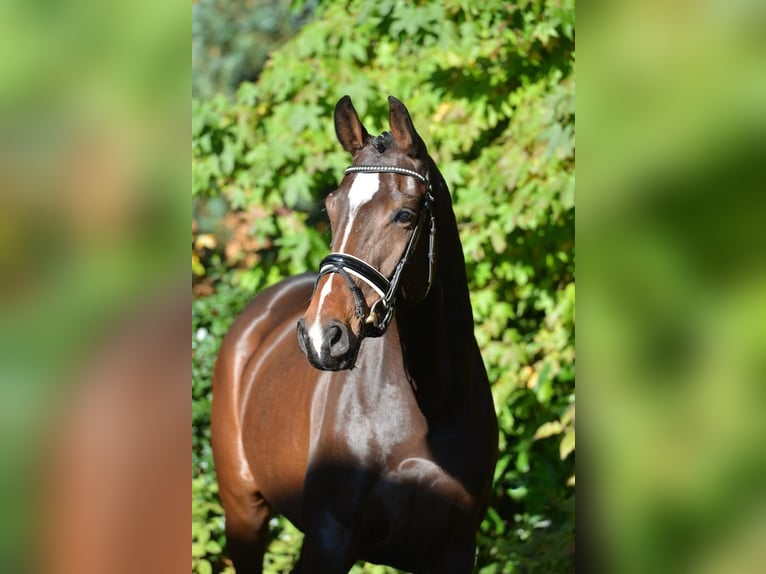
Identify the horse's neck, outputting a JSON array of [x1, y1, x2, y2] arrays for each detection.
[[395, 176, 478, 421]]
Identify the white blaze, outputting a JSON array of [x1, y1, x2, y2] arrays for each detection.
[[337, 173, 380, 252], [307, 173, 380, 355], [308, 278, 334, 356]]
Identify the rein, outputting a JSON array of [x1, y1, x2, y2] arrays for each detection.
[[316, 165, 436, 337]]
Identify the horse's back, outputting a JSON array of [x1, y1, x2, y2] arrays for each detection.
[[211, 272, 318, 524]]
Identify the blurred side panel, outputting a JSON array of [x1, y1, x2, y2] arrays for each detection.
[[0, 0, 189, 571], [580, 0, 766, 572]]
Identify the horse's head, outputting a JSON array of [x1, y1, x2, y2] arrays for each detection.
[[297, 95, 436, 371]]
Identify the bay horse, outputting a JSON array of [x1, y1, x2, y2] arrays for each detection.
[[211, 96, 498, 573]]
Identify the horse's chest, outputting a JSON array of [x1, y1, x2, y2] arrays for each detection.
[[331, 379, 424, 462], [355, 456, 473, 566], [308, 378, 474, 555], [376, 455, 472, 523]]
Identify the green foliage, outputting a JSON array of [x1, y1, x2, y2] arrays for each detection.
[[193, 475, 229, 574], [192, 0, 314, 99], [192, 0, 574, 571]]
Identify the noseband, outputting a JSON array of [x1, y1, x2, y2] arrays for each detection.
[[316, 165, 436, 337]]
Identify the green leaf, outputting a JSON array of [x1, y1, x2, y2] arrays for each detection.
[[533, 420, 563, 440], [560, 429, 575, 460]]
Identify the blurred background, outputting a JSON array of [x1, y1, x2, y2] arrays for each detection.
[[0, 0, 189, 571], [192, 1, 574, 572], [581, 1, 766, 572]]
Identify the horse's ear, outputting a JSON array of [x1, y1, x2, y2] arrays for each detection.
[[388, 96, 423, 158], [334, 96, 370, 154]]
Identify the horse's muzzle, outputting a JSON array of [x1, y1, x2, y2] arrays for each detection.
[[296, 318, 360, 371]]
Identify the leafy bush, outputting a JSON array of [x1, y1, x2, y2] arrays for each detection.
[[192, 0, 574, 571], [192, 0, 314, 99]]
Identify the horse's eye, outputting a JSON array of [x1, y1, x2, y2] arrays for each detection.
[[393, 210, 415, 225]]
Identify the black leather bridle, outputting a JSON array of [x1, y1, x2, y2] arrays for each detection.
[[315, 165, 436, 337]]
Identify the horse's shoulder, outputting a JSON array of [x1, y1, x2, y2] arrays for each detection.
[[216, 272, 315, 362], [234, 271, 316, 323]]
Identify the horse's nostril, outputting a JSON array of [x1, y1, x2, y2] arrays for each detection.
[[328, 325, 342, 345], [325, 322, 350, 358], [296, 319, 309, 354]]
